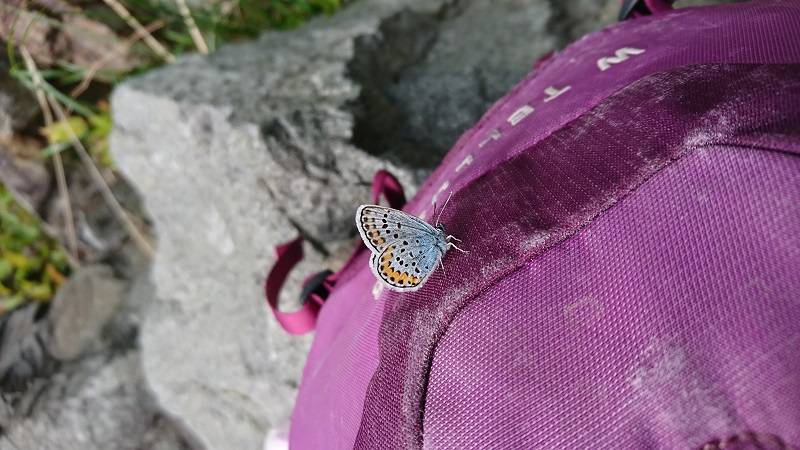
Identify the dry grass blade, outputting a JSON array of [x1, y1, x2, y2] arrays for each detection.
[[99, 0, 175, 63], [70, 20, 165, 98], [45, 95, 155, 257], [174, 0, 208, 54], [19, 46, 79, 261], [50, 151, 75, 253]]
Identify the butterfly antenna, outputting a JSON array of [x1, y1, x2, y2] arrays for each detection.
[[435, 191, 453, 226]]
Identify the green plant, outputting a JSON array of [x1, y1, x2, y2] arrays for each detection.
[[0, 0, 347, 314], [39, 103, 114, 168], [5, 0, 347, 169], [123, 0, 344, 50], [0, 185, 71, 314]]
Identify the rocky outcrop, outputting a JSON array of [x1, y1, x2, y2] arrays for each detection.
[[0, 262, 191, 450], [0, 352, 192, 450]]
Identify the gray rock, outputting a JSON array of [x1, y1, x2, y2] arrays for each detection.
[[0, 55, 38, 138], [0, 265, 195, 449], [0, 150, 50, 211], [0, 352, 192, 450], [350, 0, 561, 164], [0, 305, 49, 393], [110, 1, 635, 448], [46, 264, 124, 361]]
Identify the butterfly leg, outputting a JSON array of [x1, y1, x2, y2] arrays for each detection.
[[448, 242, 468, 253], [438, 254, 446, 276], [446, 235, 462, 243]]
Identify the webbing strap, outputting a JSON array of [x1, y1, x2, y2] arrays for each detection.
[[264, 237, 322, 335]]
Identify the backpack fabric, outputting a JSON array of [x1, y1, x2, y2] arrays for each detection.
[[282, 1, 800, 448]]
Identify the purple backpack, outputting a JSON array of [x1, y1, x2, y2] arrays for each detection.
[[267, 1, 800, 448]]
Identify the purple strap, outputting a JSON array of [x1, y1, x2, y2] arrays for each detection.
[[371, 169, 406, 206], [265, 170, 406, 335], [644, 0, 674, 13], [264, 237, 323, 335]]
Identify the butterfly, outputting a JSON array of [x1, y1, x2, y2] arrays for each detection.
[[356, 195, 465, 292]]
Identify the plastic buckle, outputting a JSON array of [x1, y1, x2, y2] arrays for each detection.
[[299, 269, 334, 305], [619, 0, 649, 21]]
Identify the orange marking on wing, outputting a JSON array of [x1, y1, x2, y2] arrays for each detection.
[[376, 245, 421, 287]]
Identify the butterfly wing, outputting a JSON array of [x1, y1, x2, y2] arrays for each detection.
[[356, 205, 437, 253], [371, 233, 444, 292], [357, 205, 447, 292]]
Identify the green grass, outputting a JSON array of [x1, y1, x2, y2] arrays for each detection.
[[0, 185, 71, 313], [4, 0, 346, 168], [126, 0, 343, 50], [0, 0, 346, 314]]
